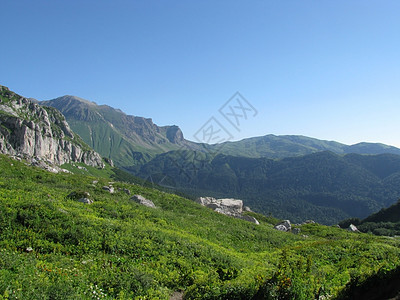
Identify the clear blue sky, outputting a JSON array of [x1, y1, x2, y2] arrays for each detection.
[[1, 1, 399, 146]]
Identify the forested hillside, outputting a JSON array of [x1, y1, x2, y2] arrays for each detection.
[[138, 151, 400, 224]]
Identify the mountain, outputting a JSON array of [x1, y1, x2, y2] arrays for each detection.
[[0, 85, 104, 169], [37, 93, 400, 224], [41, 96, 202, 171], [210, 134, 400, 159], [138, 150, 400, 224], [41, 96, 400, 171], [2, 154, 400, 299]]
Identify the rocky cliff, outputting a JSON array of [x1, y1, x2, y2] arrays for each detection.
[[0, 85, 104, 169]]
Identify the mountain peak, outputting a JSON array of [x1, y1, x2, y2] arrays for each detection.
[[54, 95, 98, 106]]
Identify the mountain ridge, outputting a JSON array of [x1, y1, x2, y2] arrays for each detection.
[[41, 95, 202, 170], [40, 95, 400, 174]]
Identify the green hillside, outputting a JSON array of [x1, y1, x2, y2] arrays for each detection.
[[1, 154, 400, 299], [138, 151, 400, 224]]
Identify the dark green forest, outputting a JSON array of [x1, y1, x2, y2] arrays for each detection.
[[137, 150, 400, 224]]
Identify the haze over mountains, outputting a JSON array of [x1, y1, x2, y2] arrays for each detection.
[[38, 94, 400, 224]]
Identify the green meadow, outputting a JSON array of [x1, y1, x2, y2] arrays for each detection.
[[0, 154, 399, 299]]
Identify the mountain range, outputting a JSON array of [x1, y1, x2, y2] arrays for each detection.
[[2, 86, 400, 224], [3, 85, 400, 298], [42, 95, 400, 162]]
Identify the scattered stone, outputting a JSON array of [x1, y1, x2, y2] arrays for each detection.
[[67, 191, 93, 204], [123, 188, 131, 195], [274, 220, 291, 232], [78, 198, 93, 204], [131, 195, 156, 208], [92, 180, 98, 184], [302, 220, 316, 225], [347, 224, 360, 232], [77, 165, 87, 171], [67, 191, 90, 199], [102, 186, 115, 193], [292, 228, 301, 234], [77, 198, 93, 204], [26, 247, 33, 253], [302, 235, 309, 238]]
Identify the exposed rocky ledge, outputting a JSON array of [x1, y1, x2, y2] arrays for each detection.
[[196, 197, 259, 224], [0, 85, 104, 169]]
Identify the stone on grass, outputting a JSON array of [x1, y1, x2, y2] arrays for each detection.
[[131, 195, 156, 208], [274, 220, 291, 232]]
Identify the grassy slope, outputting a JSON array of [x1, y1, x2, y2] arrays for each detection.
[[1, 154, 400, 299]]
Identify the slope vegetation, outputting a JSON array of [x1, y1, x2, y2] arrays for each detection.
[[1, 154, 400, 299]]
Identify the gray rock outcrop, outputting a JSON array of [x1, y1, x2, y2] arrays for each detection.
[[347, 224, 360, 232], [274, 220, 292, 232], [131, 194, 156, 208], [77, 198, 93, 204], [196, 197, 243, 217], [102, 186, 115, 194], [196, 196, 259, 224], [67, 191, 93, 204], [0, 85, 104, 169]]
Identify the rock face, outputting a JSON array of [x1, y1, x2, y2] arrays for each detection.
[[131, 195, 156, 208], [0, 85, 104, 168], [196, 197, 259, 224]]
